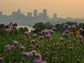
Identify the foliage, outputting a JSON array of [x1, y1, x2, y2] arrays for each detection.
[[0, 23, 84, 63]]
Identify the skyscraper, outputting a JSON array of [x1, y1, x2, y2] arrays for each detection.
[[43, 9, 47, 16], [53, 13, 57, 19], [17, 8, 21, 14], [34, 9, 38, 17], [27, 12, 32, 17], [0, 11, 2, 16]]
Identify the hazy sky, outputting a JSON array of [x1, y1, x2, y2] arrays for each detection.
[[0, 0, 84, 18]]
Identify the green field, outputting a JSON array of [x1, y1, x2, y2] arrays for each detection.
[[0, 23, 84, 63]]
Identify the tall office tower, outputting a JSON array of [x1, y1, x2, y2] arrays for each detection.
[[0, 11, 2, 16], [27, 12, 32, 17], [53, 13, 57, 19], [39, 13, 42, 17], [17, 8, 21, 14], [34, 9, 38, 17], [43, 9, 47, 16]]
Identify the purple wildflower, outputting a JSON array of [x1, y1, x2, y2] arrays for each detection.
[[79, 35, 83, 40], [5, 44, 11, 51], [31, 40, 36, 43], [19, 46, 25, 51], [0, 57, 4, 61], [46, 34, 51, 38], [39, 36, 44, 39], [56, 42, 60, 46], [13, 41, 19, 46], [33, 34, 37, 37], [6, 29, 10, 32], [24, 32, 29, 35], [52, 27, 57, 31], [79, 28, 83, 31], [68, 25, 71, 30], [64, 30, 69, 33], [11, 45, 15, 49], [34, 59, 42, 63], [26, 52, 34, 57], [59, 38, 64, 41], [21, 52, 29, 56], [30, 50, 36, 56], [75, 24, 79, 27], [44, 30, 49, 34], [72, 25, 76, 29], [63, 24, 68, 28], [35, 53, 42, 60], [50, 30, 54, 34]]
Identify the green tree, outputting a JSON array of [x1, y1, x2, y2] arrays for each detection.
[[33, 22, 45, 32]]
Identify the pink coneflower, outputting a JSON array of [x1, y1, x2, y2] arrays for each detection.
[[13, 41, 19, 46], [79, 28, 83, 32], [64, 29, 69, 33], [63, 24, 68, 28], [32, 34, 37, 37], [21, 52, 29, 56], [52, 27, 57, 31], [42, 61, 47, 63], [79, 35, 83, 40], [26, 52, 34, 57], [36, 43, 40, 47], [72, 25, 76, 29], [19, 46, 25, 51], [5, 44, 11, 51], [62, 33, 65, 37], [34, 59, 42, 63], [68, 25, 71, 30], [46, 34, 51, 38], [11, 45, 15, 49], [0, 57, 4, 61], [35, 53, 42, 60], [39, 36, 44, 39], [56, 42, 60, 46], [44, 30, 49, 34], [6, 29, 10, 32], [24, 32, 29, 35], [30, 50, 36, 56], [75, 24, 79, 28], [31, 40, 36, 43], [50, 30, 54, 34], [59, 38, 64, 41], [41, 30, 45, 34]]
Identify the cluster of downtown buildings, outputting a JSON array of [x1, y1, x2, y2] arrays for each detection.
[[0, 9, 84, 26]]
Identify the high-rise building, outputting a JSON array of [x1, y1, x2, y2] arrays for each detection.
[[27, 12, 32, 17], [18, 8, 21, 14], [39, 13, 42, 17], [43, 9, 47, 16], [53, 13, 57, 19], [12, 9, 21, 16], [0, 11, 2, 16], [34, 9, 38, 17]]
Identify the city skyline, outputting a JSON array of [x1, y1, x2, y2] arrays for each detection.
[[0, 9, 84, 26], [0, 9, 57, 18], [0, 0, 84, 18]]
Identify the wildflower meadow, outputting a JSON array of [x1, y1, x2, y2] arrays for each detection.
[[0, 23, 84, 63]]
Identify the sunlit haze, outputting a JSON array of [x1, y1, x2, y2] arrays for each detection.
[[0, 0, 84, 18]]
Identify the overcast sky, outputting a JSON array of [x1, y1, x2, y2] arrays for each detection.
[[0, 0, 84, 18]]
